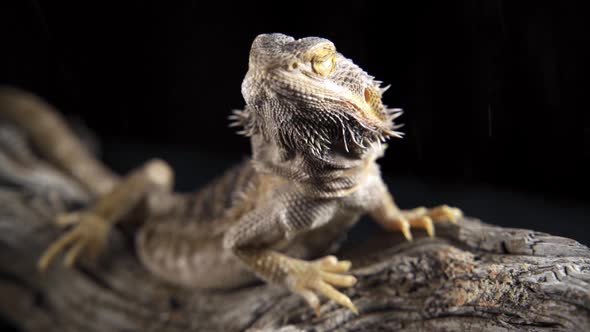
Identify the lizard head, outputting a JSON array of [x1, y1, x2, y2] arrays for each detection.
[[234, 33, 402, 166]]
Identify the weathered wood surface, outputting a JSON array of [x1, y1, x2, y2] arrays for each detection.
[[0, 123, 589, 332]]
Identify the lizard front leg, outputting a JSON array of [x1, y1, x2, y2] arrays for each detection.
[[223, 196, 358, 315], [370, 188, 462, 240], [236, 249, 357, 315], [38, 159, 173, 271]]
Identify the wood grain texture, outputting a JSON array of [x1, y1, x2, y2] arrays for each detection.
[[0, 123, 588, 332]]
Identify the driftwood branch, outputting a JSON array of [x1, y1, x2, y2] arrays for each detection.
[[0, 123, 589, 332]]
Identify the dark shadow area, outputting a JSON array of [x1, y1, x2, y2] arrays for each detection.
[[0, 316, 17, 332]]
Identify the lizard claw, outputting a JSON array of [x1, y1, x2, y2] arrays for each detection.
[[287, 255, 358, 316], [411, 216, 434, 237], [426, 205, 463, 224], [385, 205, 462, 240], [38, 211, 111, 272], [382, 216, 413, 241]]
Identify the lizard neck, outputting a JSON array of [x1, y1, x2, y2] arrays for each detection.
[[295, 156, 378, 198], [250, 134, 380, 198]]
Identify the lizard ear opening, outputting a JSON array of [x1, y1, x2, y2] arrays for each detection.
[[364, 85, 384, 105]]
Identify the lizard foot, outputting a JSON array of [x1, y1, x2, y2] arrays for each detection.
[[385, 204, 462, 240], [286, 255, 358, 316], [38, 211, 112, 272]]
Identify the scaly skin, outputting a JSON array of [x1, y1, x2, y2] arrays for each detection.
[[0, 33, 462, 315]]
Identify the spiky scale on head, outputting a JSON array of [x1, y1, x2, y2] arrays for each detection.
[[235, 33, 403, 161]]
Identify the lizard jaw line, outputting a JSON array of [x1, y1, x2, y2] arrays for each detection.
[[276, 71, 389, 127]]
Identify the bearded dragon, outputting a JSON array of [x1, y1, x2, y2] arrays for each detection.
[[0, 33, 461, 315]]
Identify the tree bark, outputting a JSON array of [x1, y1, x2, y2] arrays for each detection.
[[0, 123, 588, 332]]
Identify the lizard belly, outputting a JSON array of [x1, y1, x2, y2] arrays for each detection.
[[136, 219, 256, 290], [135, 160, 264, 289]]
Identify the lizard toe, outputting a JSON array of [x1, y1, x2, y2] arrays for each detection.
[[38, 211, 111, 272], [288, 255, 358, 315]]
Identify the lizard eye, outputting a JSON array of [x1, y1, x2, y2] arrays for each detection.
[[312, 53, 336, 77]]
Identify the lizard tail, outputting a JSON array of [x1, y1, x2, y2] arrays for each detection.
[[0, 86, 120, 196]]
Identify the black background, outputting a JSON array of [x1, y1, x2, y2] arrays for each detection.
[[2, 1, 587, 191], [0, 1, 588, 328]]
